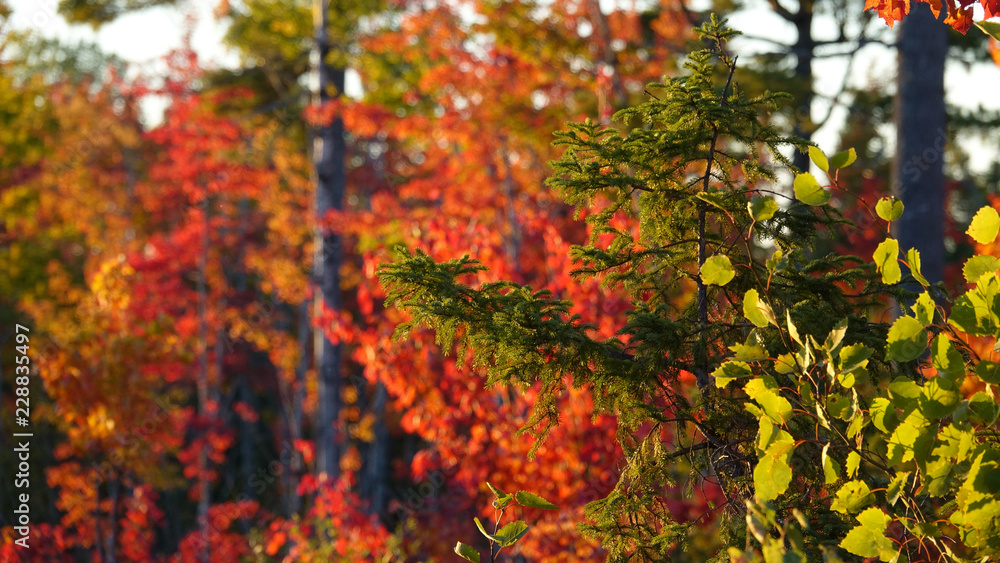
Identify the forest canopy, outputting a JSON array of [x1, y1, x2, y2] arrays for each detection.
[[2, 1, 1000, 562]]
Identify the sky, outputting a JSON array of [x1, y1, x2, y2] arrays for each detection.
[[4, 0, 999, 172]]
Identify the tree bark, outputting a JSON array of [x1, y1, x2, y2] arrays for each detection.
[[893, 3, 947, 289], [313, 0, 345, 480]]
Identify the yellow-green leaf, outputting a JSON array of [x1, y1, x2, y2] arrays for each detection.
[[744, 288, 772, 327], [967, 206, 1000, 245], [839, 507, 895, 561], [828, 148, 857, 169], [873, 238, 900, 285], [793, 172, 830, 206], [454, 542, 481, 562], [748, 196, 779, 222], [875, 196, 904, 222], [822, 444, 840, 485], [809, 146, 829, 172], [963, 255, 1000, 284], [831, 479, 875, 514], [886, 316, 927, 362], [701, 255, 735, 286], [754, 440, 795, 502]]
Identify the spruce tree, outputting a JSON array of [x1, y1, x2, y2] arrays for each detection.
[[382, 17, 1000, 562]]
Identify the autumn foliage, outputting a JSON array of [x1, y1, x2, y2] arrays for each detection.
[[2, 0, 999, 561]]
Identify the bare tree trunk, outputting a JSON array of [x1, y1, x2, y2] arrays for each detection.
[[106, 474, 119, 563], [289, 300, 310, 515], [312, 0, 345, 480], [361, 381, 390, 514], [196, 190, 211, 562], [791, 0, 815, 172], [893, 3, 947, 288]]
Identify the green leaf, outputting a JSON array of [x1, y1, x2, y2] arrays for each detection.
[[809, 146, 829, 172], [775, 353, 796, 374], [713, 360, 753, 388], [886, 409, 932, 466], [754, 440, 795, 502], [931, 335, 965, 382], [875, 197, 904, 222], [827, 393, 855, 421], [968, 392, 1000, 426], [977, 20, 1000, 40], [786, 310, 803, 345], [976, 360, 1000, 385], [870, 397, 899, 433], [920, 377, 960, 419], [766, 249, 787, 273], [824, 318, 849, 355], [730, 334, 768, 361], [839, 344, 872, 376], [901, 519, 939, 538], [912, 292, 935, 326], [454, 542, 481, 562], [907, 248, 929, 287], [948, 292, 995, 336], [744, 289, 773, 327], [873, 238, 901, 285], [696, 191, 729, 211], [487, 482, 507, 499], [828, 148, 857, 169], [885, 316, 927, 362], [889, 377, 922, 410], [474, 517, 493, 540], [513, 490, 559, 510], [749, 196, 779, 222], [846, 451, 861, 479], [839, 507, 895, 561], [822, 444, 840, 485], [831, 480, 875, 514], [963, 255, 1000, 284], [745, 375, 794, 424], [793, 172, 830, 206], [494, 520, 530, 547], [967, 206, 1000, 245], [886, 472, 909, 506], [701, 255, 735, 286], [847, 410, 866, 438], [757, 416, 794, 454]]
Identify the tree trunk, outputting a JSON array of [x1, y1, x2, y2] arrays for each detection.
[[360, 381, 390, 514], [313, 0, 345, 480], [196, 189, 211, 563], [893, 3, 947, 288], [791, 0, 814, 172]]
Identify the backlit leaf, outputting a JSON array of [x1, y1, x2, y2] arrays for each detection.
[[839, 508, 895, 561], [963, 255, 1000, 284], [822, 444, 840, 485], [885, 316, 926, 362], [828, 148, 857, 169], [454, 542, 481, 562], [754, 440, 795, 502], [875, 197, 903, 222], [748, 196, 779, 222], [713, 360, 753, 388], [831, 479, 874, 514], [743, 288, 772, 327], [513, 491, 559, 510], [873, 238, 900, 285], [793, 172, 830, 206], [809, 146, 829, 172], [701, 255, 735, 286], [967, 206, 1000, 245]]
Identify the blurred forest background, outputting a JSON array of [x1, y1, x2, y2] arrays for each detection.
[[1, 0, 999, 561]]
